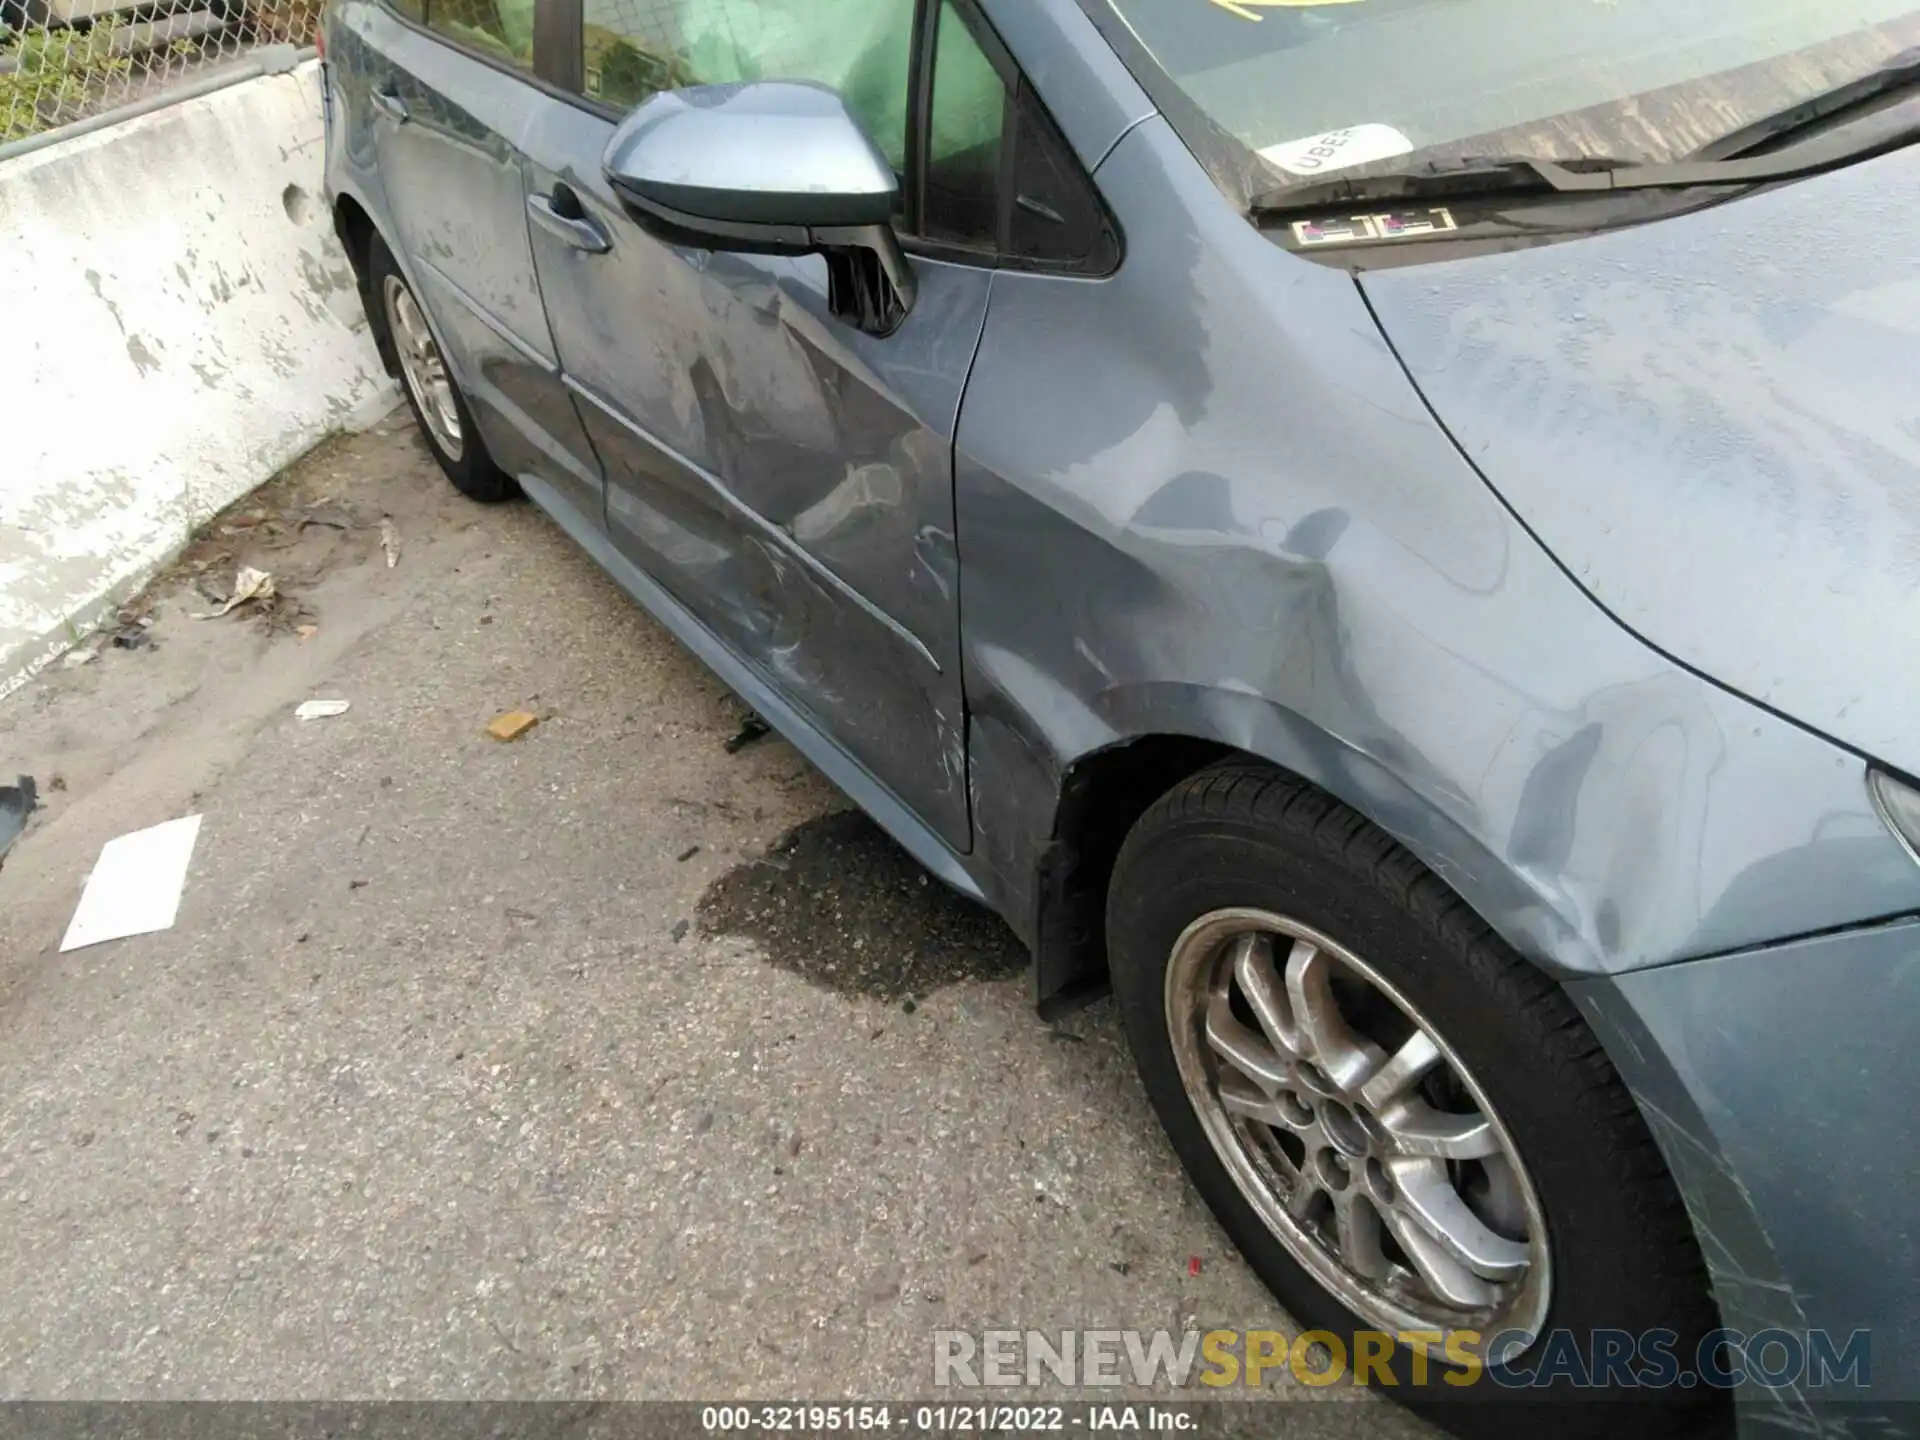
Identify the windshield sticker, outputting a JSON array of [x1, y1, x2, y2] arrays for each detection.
[[1259, 124, 1415, 177], [1291, 208, 1459, 246], [1208, 0, 1367, 18]]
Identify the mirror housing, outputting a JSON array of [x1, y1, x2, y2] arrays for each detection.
[[602, 81, 916, 336]]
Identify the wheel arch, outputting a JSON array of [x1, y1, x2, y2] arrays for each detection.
[[331, 189, 401, 380], [1030, 732, 1236, 1014], [1026, 688, 1589, 1012]]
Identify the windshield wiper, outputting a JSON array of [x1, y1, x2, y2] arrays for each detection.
[[1249, 155, 1637, 216], [1690, 45, 1920, 161], [1251, 95, 1920, 219]]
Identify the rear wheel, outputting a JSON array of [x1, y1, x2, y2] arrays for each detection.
[[1106, 761, 1729, 1438], [367, 233, 516, 503]]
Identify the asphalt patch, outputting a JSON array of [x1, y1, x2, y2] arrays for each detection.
[[697, 810, 1025, 1001]]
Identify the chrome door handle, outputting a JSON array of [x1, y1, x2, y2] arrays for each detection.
[[371, 86, 409, 123], [527, 191, 611, 254]]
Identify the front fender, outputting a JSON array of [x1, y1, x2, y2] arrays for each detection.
[[954, 115, 1920, 985]]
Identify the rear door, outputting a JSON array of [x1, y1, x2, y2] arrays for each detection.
[[341, 0, 603, 518], [515, 0, 1027, 851]]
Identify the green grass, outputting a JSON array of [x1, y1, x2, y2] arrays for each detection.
[[1, 27, 132, 142]]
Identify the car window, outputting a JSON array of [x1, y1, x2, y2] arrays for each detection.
[[1089, 0, 1920, 204], [581, 0, 914, 170], [429, 0, 535, 66], [922, 0, 1006, 249], [1005, 81, 1118, 273]]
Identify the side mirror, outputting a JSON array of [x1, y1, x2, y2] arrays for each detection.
[[602, 80, 917, 336]]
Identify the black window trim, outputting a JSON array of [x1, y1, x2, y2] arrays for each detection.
[[903, 0, 934, 236], [904, 0, 1126, 276], [540, 0, 582, 93], [905, 0, 1015, 264], [1000, 70, 1126, 277], [370, 0, 581, 109]]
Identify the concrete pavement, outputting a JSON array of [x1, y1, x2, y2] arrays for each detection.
[[0, 415, 1428, 1433]]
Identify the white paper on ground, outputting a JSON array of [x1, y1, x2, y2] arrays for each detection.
[[59, 815, 203, 953], [295, 699, 351, 721], [1259, 123, 1414, 177]]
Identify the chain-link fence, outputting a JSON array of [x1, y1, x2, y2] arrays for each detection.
[[1, 0, 318, 143]]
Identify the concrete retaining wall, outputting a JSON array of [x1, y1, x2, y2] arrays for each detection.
[[0, 57, 395, 697]]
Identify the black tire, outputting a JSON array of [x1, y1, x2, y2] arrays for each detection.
[[365, 232, 517, 504], [1106, 761, 1729, 1439]]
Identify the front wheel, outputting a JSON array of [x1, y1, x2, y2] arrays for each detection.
[[367, 232, 516, 503], [1106, 762, 1728, 1438]]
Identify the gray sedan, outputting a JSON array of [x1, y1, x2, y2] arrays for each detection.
[[321, 0, 1920, 1432]]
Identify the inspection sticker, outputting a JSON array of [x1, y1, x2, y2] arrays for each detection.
[[1258, 124, 1415, 177]]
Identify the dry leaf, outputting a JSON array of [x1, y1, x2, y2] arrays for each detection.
[[190, 567, 275, 620]]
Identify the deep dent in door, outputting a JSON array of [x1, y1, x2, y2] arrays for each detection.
[[636, 255, 983, 845], [517, 90, 988, 849]]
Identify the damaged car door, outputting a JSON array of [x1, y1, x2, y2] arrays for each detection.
[[517, 0, 994, 851]]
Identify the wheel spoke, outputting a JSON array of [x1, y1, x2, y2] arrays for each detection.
[[1333, 1193, 1389, 1280], [1230, 933, 1304, 1060], [1206, 988, 1289, 1094], [395, 297, 427, 353], [1388, 1158, 1529, 1281], [1379, 1102, 1500, 1161], [1286, 1172, 1324, 1223], [394, 290, 437, 364], [1283, 938, 1385, 1093], [1220, 1070, 1306, 1131], [1358, 1030, 1442, 1111], [1378, 1201, 1502, 1309]]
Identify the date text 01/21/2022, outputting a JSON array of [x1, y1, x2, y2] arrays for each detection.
[[699, 1404, 1198, 1432]]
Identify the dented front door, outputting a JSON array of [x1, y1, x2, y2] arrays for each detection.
[[519, 104, 986, 851]]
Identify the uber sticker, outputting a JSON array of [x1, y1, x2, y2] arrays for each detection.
[[1258, 124, 1415, 177]]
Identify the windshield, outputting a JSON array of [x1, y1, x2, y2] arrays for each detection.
[[1093, 0, 1920, 194]]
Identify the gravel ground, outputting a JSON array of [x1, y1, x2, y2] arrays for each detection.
[[0, 415, 1432, 1435]]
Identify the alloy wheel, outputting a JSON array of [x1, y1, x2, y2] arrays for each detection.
[[383, 274, 463, 461], [1165, 907, 1550, 1362]]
